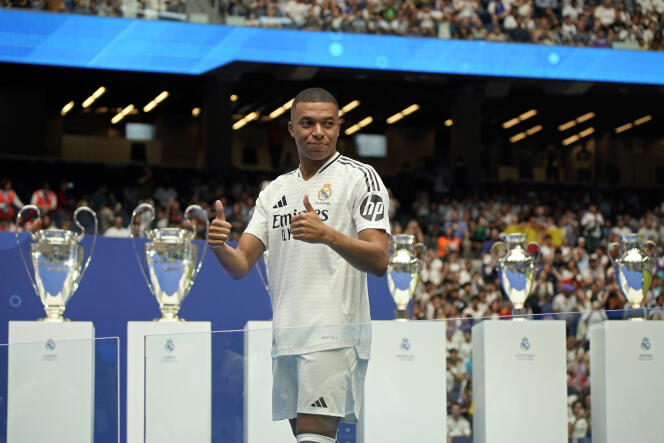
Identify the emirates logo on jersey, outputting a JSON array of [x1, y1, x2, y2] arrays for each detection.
[[359, 194, 385, 222]]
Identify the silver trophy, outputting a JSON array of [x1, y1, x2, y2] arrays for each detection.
[[15, 205, 98, 322], [491, 233, 540, 318], [131, 203, 209, 322], [608, 234, 657, 315], [387, 234, 425, 320]]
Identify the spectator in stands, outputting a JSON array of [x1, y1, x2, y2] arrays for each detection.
[[447, 403, 472, 440], [104, 215, 131, 237], [30, 182, 57, 218], [0, 178, 24, 224]]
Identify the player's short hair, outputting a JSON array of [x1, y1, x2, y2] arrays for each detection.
[[291, 87, 339, 119]]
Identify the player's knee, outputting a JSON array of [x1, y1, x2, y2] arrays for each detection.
[[296, 433, 336, 443]]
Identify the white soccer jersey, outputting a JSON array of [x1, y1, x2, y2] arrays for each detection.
[[244, 152, 391, 359]]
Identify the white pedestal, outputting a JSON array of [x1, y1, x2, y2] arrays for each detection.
[[127, 321, 211, 443], [357, 321, 446, 443], [244, 321, 295, 443], [590, 321, 664, 443], [472, 320, 567, 443], [7, 321, 95, 443]]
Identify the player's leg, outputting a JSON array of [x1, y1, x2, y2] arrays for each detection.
[[293, 347, 365, 442], [295, 413, 340, 439]]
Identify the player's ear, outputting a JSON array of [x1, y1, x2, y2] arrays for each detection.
[[288, 121, 295, 138]]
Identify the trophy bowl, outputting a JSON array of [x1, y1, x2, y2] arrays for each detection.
[[132, 203, 209, 322], [16, 205, 98, 322], [387, 234, 425, 320], [608, 233, 657, 312], [491, 233, 539, 318]]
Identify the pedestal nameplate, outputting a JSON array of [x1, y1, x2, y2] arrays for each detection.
[[357, 321, 446, 443], [590, 321, 664, 443], [472, 320, 567, 443], [244, 321, 294, 443], [127, 321, 211, 443], [7, 321, 95, 443]]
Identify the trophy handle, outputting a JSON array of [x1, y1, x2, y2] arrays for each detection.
[[490, 241, 507, 261], [73, 206, 98, 284], [643, 240, 657, 274], [130, 203, 156, 296], [184, 204, 210, 285], [15, 205, 42, 297], [607, 242, 620, 266]]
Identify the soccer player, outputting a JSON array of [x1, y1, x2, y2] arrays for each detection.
[[209, 87, 390, 443]]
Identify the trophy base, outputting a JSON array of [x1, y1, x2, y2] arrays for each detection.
[[394, 308, 409, 321], [38, 316, 71, 323], [153, 316, 186, 323]]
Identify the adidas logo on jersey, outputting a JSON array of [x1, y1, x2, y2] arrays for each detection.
[[273, 195, 287, 209], [310, 397, 328, 408]]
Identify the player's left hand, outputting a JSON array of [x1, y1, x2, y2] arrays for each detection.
[[290, 194, 332, 244]]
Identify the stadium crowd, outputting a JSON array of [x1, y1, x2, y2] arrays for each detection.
[[2, 163, 663, 442], [3, 0, 663, 50]]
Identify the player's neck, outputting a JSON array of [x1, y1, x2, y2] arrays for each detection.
[[299, 152, 336, 181]]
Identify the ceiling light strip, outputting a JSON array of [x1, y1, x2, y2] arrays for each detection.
[[82, 86, 106, 108], [111, 104, 135, 124]]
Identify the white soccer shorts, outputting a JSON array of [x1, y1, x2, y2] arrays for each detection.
[[272, 347, 368, 423]]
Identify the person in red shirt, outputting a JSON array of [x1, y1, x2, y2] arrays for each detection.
[[0, 178, 24, 222], [30, 182, 57, 217]]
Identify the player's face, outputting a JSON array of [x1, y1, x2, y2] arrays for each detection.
[[289, 101, 339, 162]]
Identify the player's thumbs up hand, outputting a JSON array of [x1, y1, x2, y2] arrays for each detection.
[[291, 193, 332, 244], [209, 199, 231, 249], [214, 199, 226, 221], [303, 194, 315, 213]]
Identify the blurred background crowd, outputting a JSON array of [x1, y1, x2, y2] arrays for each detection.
[[2, 0, 663, 50]]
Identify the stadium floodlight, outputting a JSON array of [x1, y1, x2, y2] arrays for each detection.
[[576, 112, 595, 123], [519, 109, 537, 121], [268, 99, 295, 119], [232, 111, 259, 130], [526, 125, 543, 135], [558, 120, 576, 131], [562, 134, 579, 146], [143, 91, 169, 113], [111, 104, 135, 124], [338, 100, 360, 117], [82, 86, 106, 108], [579, 127, 594, 138], [634, 115, 652, 126], [444, 119, 453, 127], [502, 117, 520, 129], [503, 109, 538, 129], [192, 107, 201, 117], [509, 132, 526, 143], [60, 101, 74, 117], [345, 116, 373, 135], [386, 104, 419, 124], [615, 122, 633, 134]]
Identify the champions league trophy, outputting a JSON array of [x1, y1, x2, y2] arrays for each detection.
[[131, 203, 209, 322], [387, 234, 425, 320], [15, 205, 98, 321], [491, 233, 540, 318], [608, 233, 657, 318]]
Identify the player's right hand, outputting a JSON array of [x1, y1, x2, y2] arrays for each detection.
[[208, 200, 231, 249]]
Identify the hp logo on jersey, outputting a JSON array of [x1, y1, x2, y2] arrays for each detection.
[[360, 194, 385, 222]]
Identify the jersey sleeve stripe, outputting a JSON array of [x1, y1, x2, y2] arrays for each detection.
[[344, 157, 381, 192], [338, 159, 372, 192], [340, 156, 379, 191]]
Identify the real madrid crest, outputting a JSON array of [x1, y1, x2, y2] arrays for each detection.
[[318, 183, 332, 200]]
